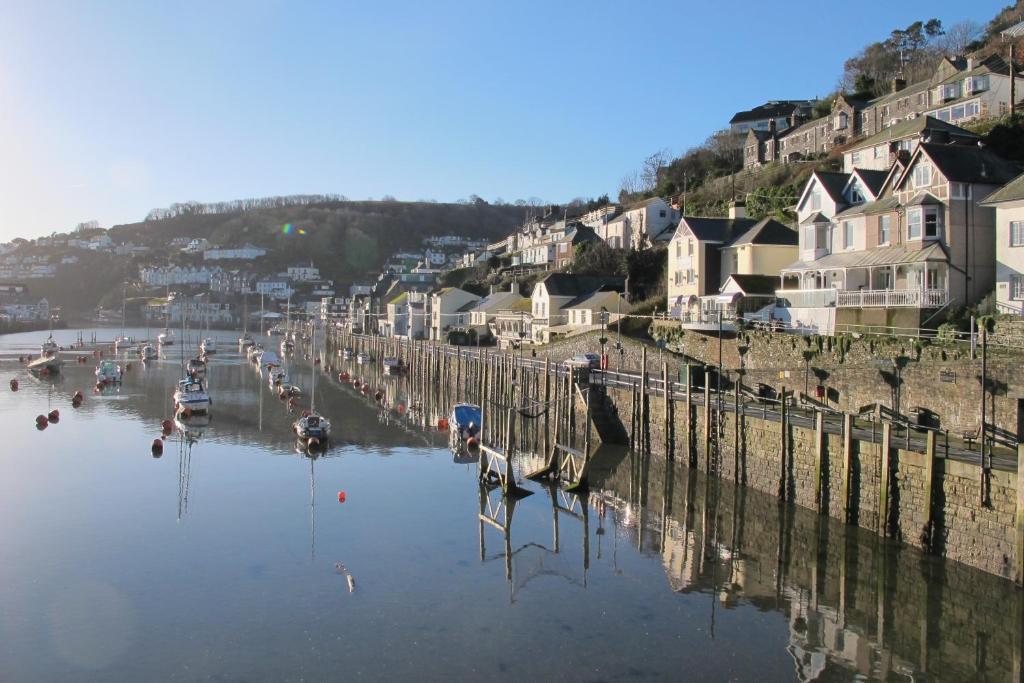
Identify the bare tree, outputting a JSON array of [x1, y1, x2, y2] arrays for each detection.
[[618, 170, 642, 199], [641, 149, 670, 192], [936, 20, 983, 56]]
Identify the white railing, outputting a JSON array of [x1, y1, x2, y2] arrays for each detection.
[[836, 288, 948, 308]]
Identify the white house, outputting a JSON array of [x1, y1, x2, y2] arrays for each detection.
[[595, 197, 677, 250], [287, 264, 320, 281], [981, 172, 1024, 314], [429, 287, 480, 341], [204, 244, 267, 260], [530, 273, 625, 344]]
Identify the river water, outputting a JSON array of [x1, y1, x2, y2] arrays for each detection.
[[1, 328, 1020, 681]]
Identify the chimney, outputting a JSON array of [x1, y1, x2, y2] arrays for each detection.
[[768, 118, 777, 135], [490, 284, 496, 295], [892, 78, 907, 93], [729, 201, 746, 220]]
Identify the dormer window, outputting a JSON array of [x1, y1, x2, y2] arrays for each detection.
[[850, 184, 865, 204], [912, 164, 932, 188], [941, 83, 961, 101], [835, 112, 848, 130], [969, 75, 989, 93]]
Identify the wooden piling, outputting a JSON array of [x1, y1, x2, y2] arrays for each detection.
[[640, 348, 648, 455], [685, 364, 693, 467], [923, 429, 937, 551], [879, 422, 892, 537], [814, 411, 825, 513], [779, 387, 787, 500], [662, 362, 671, 460], [841, 412, 852, 522], [703, 368, 711, 472]]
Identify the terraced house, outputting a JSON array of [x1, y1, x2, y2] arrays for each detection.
[[777, 142, 1020, 334]]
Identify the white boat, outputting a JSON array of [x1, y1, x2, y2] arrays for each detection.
[[238, 333, 254, 350], [158, 328, 175, 346], [269, 326, 286, 337], [140, 344, 158, 361], [28, 354, 62, 376], [382, 357, 405, 376], [293, 326, 330, 444], [356, 352, 372, 365], [114, 336, 133, 353], [186, 357, 207, 378], [40, 335, 59, 357], [200, 337, 217, 355], [173, 377, 211, 415], [95, 359, 123, 384], [248, 344, 264, 363]]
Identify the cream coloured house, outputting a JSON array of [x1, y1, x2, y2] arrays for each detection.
[[981, 173, 1024, 314]]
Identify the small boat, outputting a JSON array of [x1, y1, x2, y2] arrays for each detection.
[[140, 344, 158, 361], [450, 403, 481, 448], [158, 328, 175, 346], [340, 347, 354, 360], [114, 336, 132, 353], [28, 354, 62, 376], [294, 411, 331, 441], [260, 350, 281, 369], [238, 333, 255, 350], [95, 359, 123, 384], [280, 339, 295, 354], [269, 367, 289, 386], [382, 357, 405, 376], [248, 344, 264, 363], [356, 352, 372, 365], [40, 335, 59, 357], [186, 357, 207, 379], [173, 377, 211, 415], [200, 337, 217, 355]]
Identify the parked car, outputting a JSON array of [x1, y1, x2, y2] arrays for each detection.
[[565, 353, 601, 369]]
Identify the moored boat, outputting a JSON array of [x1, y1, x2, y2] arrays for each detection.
[[95, 359, 123, 384], [186, 357, 207, 379], [340, 347, 354, 359], [382, 357, 405, 376], [40, 335, 59, 357], [28, 354, 63, 376], [200, 337, 217, 355], [158, 328, 175, 346], [450, 403, 481, 450], [238, 333, 254, 350], [173, 377, 211, 415], [140, 344, 158, 361]]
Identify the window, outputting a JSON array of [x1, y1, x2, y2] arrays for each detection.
[[849, 183, 864, 204], [970, 75, 989, 93], [851, 151, 861, 165], [909, 207, 941, 239], [951, 182, 971, 200], [908, 209, 922, 239], [873, 146, 882, 159], [674, 271, 684, 285], [843, 221, 854, 249], [942, 83, 960, 100], [810, 190, 821, 211], [687, 239, 694, 256], [879, 215, 891, 244], [1012, 221, 1024, 247], [1013, 275, 1024, 300], [803, 225, 816, 249], [835, 112, 848, 130], [675, 241, 682, 258], [912, 164, 931, 188], [659, 210, 666, 218]]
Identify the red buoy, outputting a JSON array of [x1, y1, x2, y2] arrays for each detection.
[[161, 419, 173, 434], [35, 415, 48, 428], [48, 409, 60, 423], [151, 439, 163, 455], [437, 417, 449, 431], [9, 378, 18, 391], [397, 403, 406, 414], [337, 491, 346, 503]]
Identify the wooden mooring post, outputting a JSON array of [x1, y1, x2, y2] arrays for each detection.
[[662, 362, 671, 461], [922, 429, 937, 551], [1017, 443, 1024, 584], [878, 422, 892, 537], [778, 387, 787, 500], [841, 412, 852, 523], [703, 368, 711, 472], [814, 411, 825, 514]]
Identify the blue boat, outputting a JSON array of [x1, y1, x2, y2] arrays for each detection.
[[450, 403, 481, 441]]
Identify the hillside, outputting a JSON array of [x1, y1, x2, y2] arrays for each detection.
[[109, 199, 528, 284]]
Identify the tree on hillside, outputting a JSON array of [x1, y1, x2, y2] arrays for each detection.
[[842, 19, 945, 96], [571, 242, 626, 277]]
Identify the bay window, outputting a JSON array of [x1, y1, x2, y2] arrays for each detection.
[[908, 207, 941, 240]]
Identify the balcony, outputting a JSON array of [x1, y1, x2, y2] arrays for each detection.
[[777, 288, 948, 309]]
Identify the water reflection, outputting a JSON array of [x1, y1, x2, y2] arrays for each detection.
[[0, 328, 1019, 681]]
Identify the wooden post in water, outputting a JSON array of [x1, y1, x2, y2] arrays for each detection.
[[841, 412, 853, 523], [814, 411, 825, 514], [779, 387, 787, 500], [640, 347, 648, 455], [703, 368, 711, 472], [733, 374, 740, 482], [923, 429, 937, 552], [543, 358, 551, 459], [663, 362, 671, 460], [685, 364, 693, 467], [879, 422, 892, 537]]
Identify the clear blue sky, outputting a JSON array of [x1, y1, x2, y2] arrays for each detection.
[[0, 0, 1006, 238]]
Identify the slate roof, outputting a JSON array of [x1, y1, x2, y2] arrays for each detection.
[[677, 217, 756, 243], [980, 172, 1024, 205], [727, 218, 798, 247], [782, 242, 948, 272], [564, 289, 628, 311], [799, 212, 830, 225], [853, 169, 890, 197], [846, 115, 978, 154], [539, 273, 626, 297], [730, 100, 815, 125], [470, 291, 524, 313], [725, 274, 782, 296], [915, 142, 1021, 185], [814, 171, 852, 203], [833, 196, 901, 219]]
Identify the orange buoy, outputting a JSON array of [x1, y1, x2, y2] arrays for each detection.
[[161, 419, 173, 434], [397, 403, 406, 414], [437, 417, 449, 431], [151, 439, 163, 455], [48, 409, 60, 423], [9, 378, 18, 391], [337, 491, 346, 503]]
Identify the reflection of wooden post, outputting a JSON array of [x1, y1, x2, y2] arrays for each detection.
[[733, 375, 740, 482], [841, 413, 853, 523], [879, 422, 892, 537], [685, 364, 693, 467], [543, 358, 551, 459], [703, 368, 711, 472], [640, 347, 648, 455], [814, 411, 825, 513]]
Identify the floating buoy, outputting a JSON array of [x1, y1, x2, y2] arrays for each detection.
[[72, 397, 82, 408], [9, 378, 18, 391], [161, 419, 173, 434], [437, 418, 449, 431], [35, 414, 48, 428], [337, 491, 346, 503], [151, 439, 163, 455], [48, 409, 60, 423], [73, 390, 83, 400]]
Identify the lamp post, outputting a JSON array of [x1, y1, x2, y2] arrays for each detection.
[[599, 308, 609, 370]]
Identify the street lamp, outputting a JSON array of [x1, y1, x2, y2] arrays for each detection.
[[599, 307, 609, 369]]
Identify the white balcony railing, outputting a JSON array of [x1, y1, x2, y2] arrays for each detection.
[[777, 288, 947, 309]]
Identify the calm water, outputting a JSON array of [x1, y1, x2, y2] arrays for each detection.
[[1, 328, 1021, 682]]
